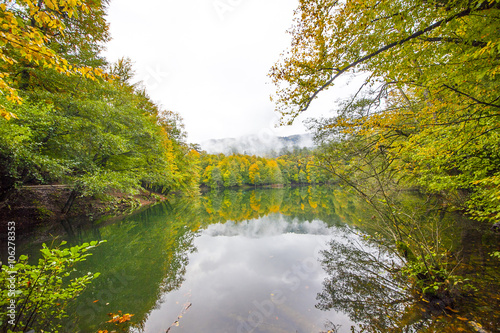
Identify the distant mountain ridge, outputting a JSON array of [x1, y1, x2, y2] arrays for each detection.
[[200, 133, 314, 156]]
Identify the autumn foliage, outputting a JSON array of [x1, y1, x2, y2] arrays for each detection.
[[0, 1, 200, 206], [199, 149, 330, 189], [270, 0, 500, 225], [0, 0, 110, 118]]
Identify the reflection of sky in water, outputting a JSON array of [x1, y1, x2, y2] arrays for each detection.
[[204, 214, 334, 237], [138, 214, 354, 333]]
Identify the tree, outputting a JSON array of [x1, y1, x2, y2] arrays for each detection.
[[266, 159, 284, 184], [210, 166, 223, 189], [248, 162, 261, 186], [270, 0, 500, 224], [0, 55, 198, 207], [0, 0, 110, 119], [0, 241, 104, 332], [223, 169, 237, 187], [270, 0, 500, 122], [0, 96, 69, 203]]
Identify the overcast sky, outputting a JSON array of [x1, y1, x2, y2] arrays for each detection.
[[104, 0, 350, 144]]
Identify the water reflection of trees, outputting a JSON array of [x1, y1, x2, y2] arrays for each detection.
[[61, 186, 376, 332], [200, 186, 376, 230], [64, 200, 201, 332], [26, 186, 500, 332], [316, 207, 500, 333], [316, 231, 433, 333]]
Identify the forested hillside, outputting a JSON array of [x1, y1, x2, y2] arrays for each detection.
[[1, 2, 499, 331], [199, 149, 331, 189], [200, 133, 314, 156], [0, 0, 199, 212]]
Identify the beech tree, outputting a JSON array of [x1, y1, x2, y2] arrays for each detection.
[[0, 1, 201, 205], [0, 0, 110, 118], [198, 152, 328, 188], [270, 0, 500, 224]]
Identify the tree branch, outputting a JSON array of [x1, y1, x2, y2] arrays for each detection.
[[419, 36, 487, 48], [442, 84, 500, 109], [299, 7, 475, 114]]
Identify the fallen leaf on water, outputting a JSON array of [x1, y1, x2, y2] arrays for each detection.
[[106, 313, 134, 324]]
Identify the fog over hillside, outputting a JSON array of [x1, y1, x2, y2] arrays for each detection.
[[200, 133, 314, 156]]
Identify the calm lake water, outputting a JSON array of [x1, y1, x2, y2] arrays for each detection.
[[18, 186, 500, 332]]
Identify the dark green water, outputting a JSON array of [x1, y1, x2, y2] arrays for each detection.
[[17, 187, 500, 332]]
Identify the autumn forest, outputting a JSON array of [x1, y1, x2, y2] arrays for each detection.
[[1, 0, 500, 332]]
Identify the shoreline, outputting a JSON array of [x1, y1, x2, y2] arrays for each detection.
[[0, 185, 167, 242]]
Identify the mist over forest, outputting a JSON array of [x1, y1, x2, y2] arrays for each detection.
[[200, 133, 314, 156]]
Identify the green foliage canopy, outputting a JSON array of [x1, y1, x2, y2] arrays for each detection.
[[0, 0, 200, 204], [270, 0, 500, 224]]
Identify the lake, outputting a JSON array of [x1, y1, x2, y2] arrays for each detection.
[[18, 186, 500, 332]]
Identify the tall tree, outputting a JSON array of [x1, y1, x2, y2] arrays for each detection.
[[270, 0, 500, 224], [0, 0, 110, 118]]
